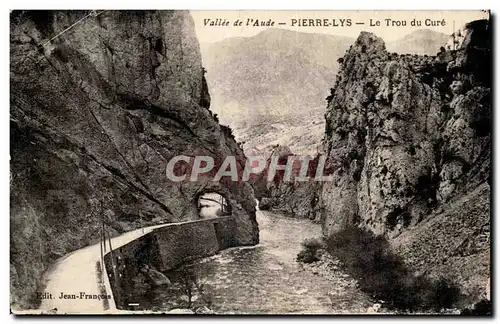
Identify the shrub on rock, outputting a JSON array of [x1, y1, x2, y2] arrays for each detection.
[[297, 238, 323, 264]]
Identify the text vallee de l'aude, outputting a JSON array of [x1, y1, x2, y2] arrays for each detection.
[[203, 18, 446, 28]]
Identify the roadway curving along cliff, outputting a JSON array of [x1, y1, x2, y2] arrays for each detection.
[[319, 19, 491, 300], [10, 10, 258, 310]]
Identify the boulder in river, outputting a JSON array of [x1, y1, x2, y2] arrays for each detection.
[[141, 265, 171, 287]]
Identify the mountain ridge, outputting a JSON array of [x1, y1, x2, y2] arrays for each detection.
[[387, 29, 449, 54], [201, 27, 452, 156]]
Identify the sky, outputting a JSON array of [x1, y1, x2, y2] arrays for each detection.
[[191, 10, 489, 44]]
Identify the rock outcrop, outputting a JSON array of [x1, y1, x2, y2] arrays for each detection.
[[260, 181, 321, 221], [252, 145, 322, 221], [10, 10, 258, 309], [319, 19, 490, 299]]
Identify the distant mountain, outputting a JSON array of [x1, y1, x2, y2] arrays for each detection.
[[201, 28, 449, 155], [201, 28, 354, 127], [235, 108, 325, 156], [386, 29, 449, 55]]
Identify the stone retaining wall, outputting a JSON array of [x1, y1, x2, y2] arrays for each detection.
[[104, 217, 237, 309]]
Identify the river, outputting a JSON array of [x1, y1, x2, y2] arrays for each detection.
[[124, 210, 373, 314]]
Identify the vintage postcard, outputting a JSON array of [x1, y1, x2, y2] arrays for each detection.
[[10, 10, 491, 315]]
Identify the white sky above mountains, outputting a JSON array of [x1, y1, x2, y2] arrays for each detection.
[[191, 10, 489, 44]]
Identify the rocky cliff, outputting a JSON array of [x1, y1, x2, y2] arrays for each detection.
[[10, 10, 259, 309], [252, 145, 322, 221], [201, 28, 353, 125], [319, 19, 491, 299]]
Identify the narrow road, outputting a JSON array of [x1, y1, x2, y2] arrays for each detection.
[[29, 223, 170, 314]]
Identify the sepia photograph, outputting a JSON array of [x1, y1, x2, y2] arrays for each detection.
[[9, 9, 492, 315]]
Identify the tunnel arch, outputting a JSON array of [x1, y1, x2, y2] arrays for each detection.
[[195, 191, 232, 219]]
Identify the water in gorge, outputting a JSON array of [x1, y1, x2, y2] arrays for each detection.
[[122, 211, 374, 314]]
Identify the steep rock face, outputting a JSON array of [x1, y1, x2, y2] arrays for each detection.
[[320, 20, 490, 297], [10, 10, 258, 309], [252, 146, 322, 221], [261, 182, 321, 221]]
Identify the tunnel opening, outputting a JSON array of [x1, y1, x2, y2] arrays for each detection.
[[197, 192, 231, 219]]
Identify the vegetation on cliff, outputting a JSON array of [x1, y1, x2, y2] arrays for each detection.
[[325, 227, 462, 312]]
